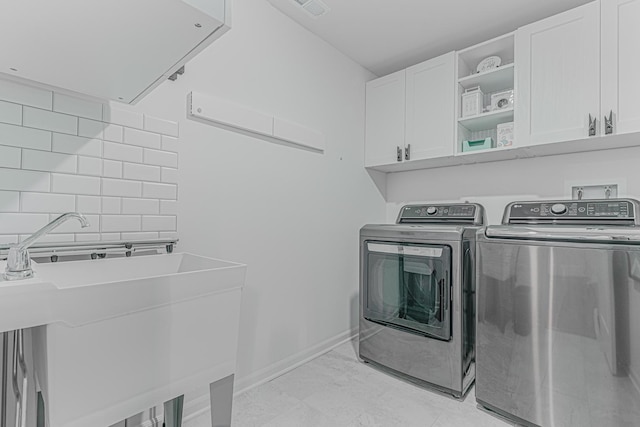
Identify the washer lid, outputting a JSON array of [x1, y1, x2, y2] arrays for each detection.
[[485, 224, 640, 243]]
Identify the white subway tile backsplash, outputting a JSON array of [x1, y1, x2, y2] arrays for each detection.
[[101, 233, 121, 241], [21, 233, 75, 244], [0, 83, 179, 242], [144, 115, 179, 137], [0, 80, 52, 110], [103, 124, 123, 143], [21, 193, 75, 213], [103, 141, 143, 163], [78, 156, 103, 176], [122, 198, 159, 215], [0, 123, 51, 150], [101, 197, 121, 214], [53, 93, 103, 121], [0, 145, 21, 168], [103, 160, 123, 178], [0, 235, 18, 244], [103, 108, 143, 129], [52, 133, 102, 157], [0, 191, 20, 212], [51, 173, 100, 195], [75, 233, 101, 242], [142, 215, 176, 231], [124, 128, 161, 149], [101, 215, 141, 232], [142, 182, 177, 200], [161, 135, 179, 153], [0, 100, 22, 125], [121, 232, 159, 241], [77, 195, 101, 214], [102, 178, 142, 198], [78, 118, 105, 139], [49, 214, 100, 233], [161, 167, 178, 184], [24, 107, 78, 135], [159, 200, 178, 215], [0, 169, 50, 192], [22, 149, 77, 174], [144, 149, 177, 168], [123, 163, 161, 182], [0, 213, 49, 234], [159, 231, 179, 240]]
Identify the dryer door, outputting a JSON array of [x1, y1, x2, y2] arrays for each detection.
[[363, 241, 452, 341]]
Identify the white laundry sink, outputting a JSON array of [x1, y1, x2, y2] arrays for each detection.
[[0, 252, 246, 427]]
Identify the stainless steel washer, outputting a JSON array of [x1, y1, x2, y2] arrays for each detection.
[[477, 198, 640, 426], [359, 203, 485, 398]]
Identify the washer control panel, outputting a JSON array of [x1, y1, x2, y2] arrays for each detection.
[[398, 204, 484, 225], [506, 199, 638, 224]]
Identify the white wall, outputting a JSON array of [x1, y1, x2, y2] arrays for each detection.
[[129, 0, 385, 402], [386, 146, 640, 222]]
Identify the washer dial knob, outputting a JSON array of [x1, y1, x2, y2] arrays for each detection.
[[550, 203, 567, 215], [426, 206, 438, 215]]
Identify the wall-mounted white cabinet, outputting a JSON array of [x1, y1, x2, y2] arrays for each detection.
[[516, 2, 600, 146], [601, 0, 640, 137], [0, 0, 230, 104], [517, 0, 640, 147], [365, 52, 455, 169], [365, 70, 406, 167]]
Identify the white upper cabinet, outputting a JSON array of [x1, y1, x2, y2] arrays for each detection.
[[365, 70, 406, 167], [365, 52, 455, 169], [601, 0, 640, 136], [405, 52, 455, 160], [515, 1, 600, 146], [0, 0, 230, 104]]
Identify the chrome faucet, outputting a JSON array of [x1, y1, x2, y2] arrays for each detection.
[[3, 212, 89, 281]]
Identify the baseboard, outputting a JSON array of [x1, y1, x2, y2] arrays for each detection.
[[181, 327, 358, 425]]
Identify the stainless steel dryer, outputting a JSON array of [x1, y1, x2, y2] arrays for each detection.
[[476, 199, 640, 426], [359, 203, 485, 398]]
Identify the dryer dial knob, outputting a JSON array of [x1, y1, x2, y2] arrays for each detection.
[[426, 206, 437, 215], [551, 203, 567, 215]]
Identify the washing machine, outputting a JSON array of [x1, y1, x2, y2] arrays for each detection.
[[359, 203, 485, 398], [476, 198, 640, 426]]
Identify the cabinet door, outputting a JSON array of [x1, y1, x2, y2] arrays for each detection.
[[515, 2, 600, 146], [405, 52, 455, 160], [365, 70, 406, 167], [602, 0, 640, 136]]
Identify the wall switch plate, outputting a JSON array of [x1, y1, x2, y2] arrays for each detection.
[[571, 184, 618, 200]]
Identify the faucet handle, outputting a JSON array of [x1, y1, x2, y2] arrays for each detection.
[[4, 247, 33, 280]]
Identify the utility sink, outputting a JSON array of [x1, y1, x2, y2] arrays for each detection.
[[0, 252, 246, 427]]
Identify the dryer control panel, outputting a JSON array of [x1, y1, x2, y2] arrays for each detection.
[[398, 204, 484, 225], [504, 199, 640, 225]]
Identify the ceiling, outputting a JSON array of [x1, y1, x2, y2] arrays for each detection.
[[267, 0, 594, 77]]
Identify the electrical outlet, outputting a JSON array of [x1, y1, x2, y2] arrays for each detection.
[[571, 184, 618, 200]]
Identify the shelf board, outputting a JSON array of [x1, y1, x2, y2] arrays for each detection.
[[458, 108, 514, 132], [458, 63, 514, 93], [366, 132, 640, 173]]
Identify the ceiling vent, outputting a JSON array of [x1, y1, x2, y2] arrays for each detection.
[[292, 0, 330, 18]]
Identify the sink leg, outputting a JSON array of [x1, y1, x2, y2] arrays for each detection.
[[163, 395, 184, 427], [209, 374, 234, 427]]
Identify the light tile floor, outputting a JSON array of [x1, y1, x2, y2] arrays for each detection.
[[190, 340, 511, 426]]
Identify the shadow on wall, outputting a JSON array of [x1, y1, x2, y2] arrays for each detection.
[[350, 292, 359, 355]]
